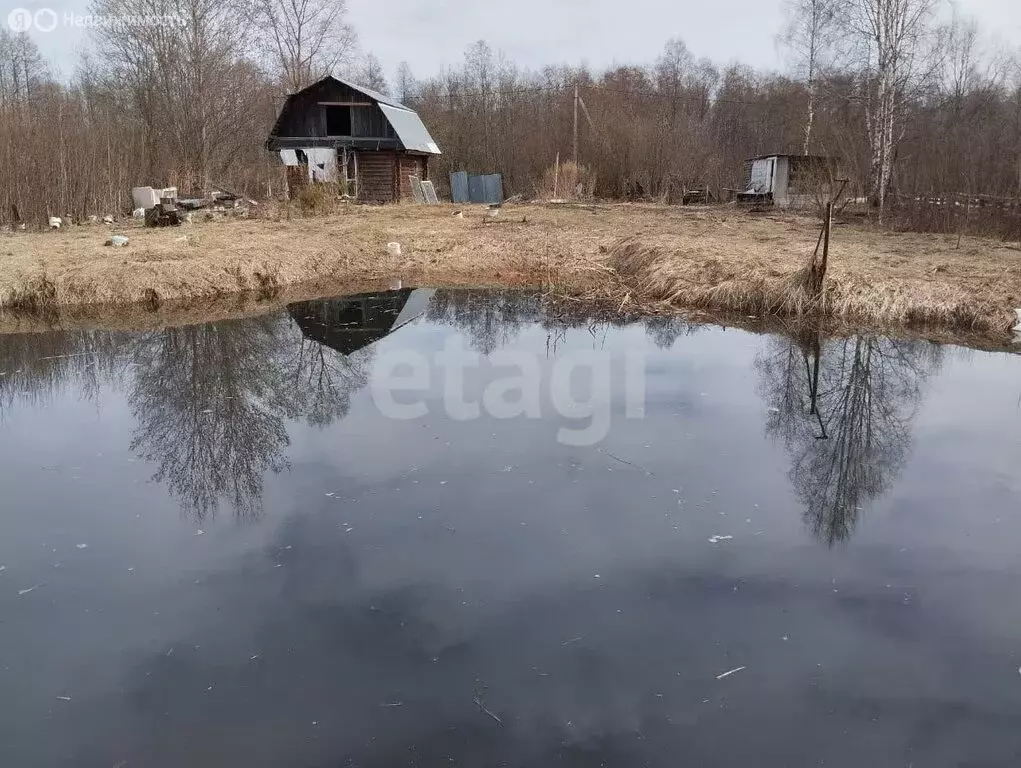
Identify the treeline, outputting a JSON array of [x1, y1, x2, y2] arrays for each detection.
[[1, 0, 1019, 229]]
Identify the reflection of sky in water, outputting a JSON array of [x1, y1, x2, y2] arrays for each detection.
[[0, 290, 1020, 767]]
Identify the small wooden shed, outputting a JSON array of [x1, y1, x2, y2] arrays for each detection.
[[266, 77, 441, 203], [738, 154, 844, 208]]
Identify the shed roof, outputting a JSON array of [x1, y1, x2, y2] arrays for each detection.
[[267, 76, 441, 154], [378, 104, 441, 155], [747, 153, 834, 162], [332, 77, 411, 110]]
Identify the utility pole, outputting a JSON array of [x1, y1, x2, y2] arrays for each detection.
[[573, 84, 579, 166]]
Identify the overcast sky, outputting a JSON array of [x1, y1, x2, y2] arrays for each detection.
[[8, 0, 1021, 85]]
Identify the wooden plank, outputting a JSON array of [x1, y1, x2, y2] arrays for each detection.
[[398, 155, 422, 201], [393, 153, 400, 202]]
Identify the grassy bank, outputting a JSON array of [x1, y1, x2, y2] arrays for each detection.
[[2, 202, 1019, 335]]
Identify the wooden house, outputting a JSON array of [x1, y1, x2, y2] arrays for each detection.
[[738, 154, 844, 208], [266, 77, 441, 203]]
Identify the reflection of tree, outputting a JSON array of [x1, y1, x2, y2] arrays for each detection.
[[427, 288, 692, 356], [1, 300, 376, 522], [643, 315, 701, 350], [0, 329, 130, 417], [129, 315, 372, 522], [282, 335, 371, 428], [129, 318, 294, 522], [757, 329, 942, 545], [427, 289, 540, 355]]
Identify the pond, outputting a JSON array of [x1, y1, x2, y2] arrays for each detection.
[[1, 288, 1020, 767]]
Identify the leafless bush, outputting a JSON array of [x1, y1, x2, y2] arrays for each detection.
[[537, 161, 596, 200], [889, 196, 1021, 240]]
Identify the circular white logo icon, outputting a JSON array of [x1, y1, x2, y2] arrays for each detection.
[[7, 8, 33, 31], [33, 8, 59, 32]]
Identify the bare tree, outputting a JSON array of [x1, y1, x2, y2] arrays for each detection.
[[757, 330, 941, 544], [782, 0, 839, 153], [394, 61, 417, 103], [839, 0, 938, 215], [7, 25, 1021, 231], [0, 30, 46, 106], [354, 53, 388, 92], [89, 0, 263, 189], [256, 0, 357, 92]]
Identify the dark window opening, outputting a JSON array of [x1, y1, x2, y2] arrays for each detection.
[[325, 106, 352, 136]]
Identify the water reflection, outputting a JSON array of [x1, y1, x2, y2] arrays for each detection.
[[0, 290, 952, 542], [0, 328, 129, 414], [427, 288, 541, 354], [128, 318, 295, 521], [756, 328, 943, 545], [128, 304, 386, 520]]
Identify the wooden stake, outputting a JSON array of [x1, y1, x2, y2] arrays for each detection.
[[554, 152, 560, 198], [820, 200, 832, 278]]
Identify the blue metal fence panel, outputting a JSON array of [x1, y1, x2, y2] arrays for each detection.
[[467, 175, 485, 203], [449, 171, 469, 204], [481, 174, 504, 205], [451, 171, 505, 204]]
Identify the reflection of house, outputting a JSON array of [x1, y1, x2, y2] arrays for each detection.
[[266, 77, 441, 203], [738, 154, 844, 207], [288, 289, 435, 355]]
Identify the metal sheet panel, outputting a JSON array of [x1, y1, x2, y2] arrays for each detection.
[[453, 172, 505, 204], [421, 180, 439, 204], [773, 156, 790, 204], [467, 174, 485, 203], [378, 104, 442, 155], [393, 288, 437, 331], [481, 174, 504, 204], [334, 77, 411, 111], [410, 176, 425, 203], [749, 159, 770, 193], [450, 171, 469, 203]]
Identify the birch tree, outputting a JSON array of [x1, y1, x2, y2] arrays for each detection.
[[782, 0, 839, 154], [841, 0, 938, 215]]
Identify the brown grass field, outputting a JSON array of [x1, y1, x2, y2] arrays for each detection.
[[2, 202, 1020, 338]]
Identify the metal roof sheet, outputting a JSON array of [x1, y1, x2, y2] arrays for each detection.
[[378, 104, 442, 155], [333, 77, 411, 110], [747, 153, 833, 161]]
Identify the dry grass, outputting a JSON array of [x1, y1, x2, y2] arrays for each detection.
[[1, 202, 1019, 337]]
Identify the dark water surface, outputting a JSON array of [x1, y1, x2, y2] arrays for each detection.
[[2, 289, 1020, 767]]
